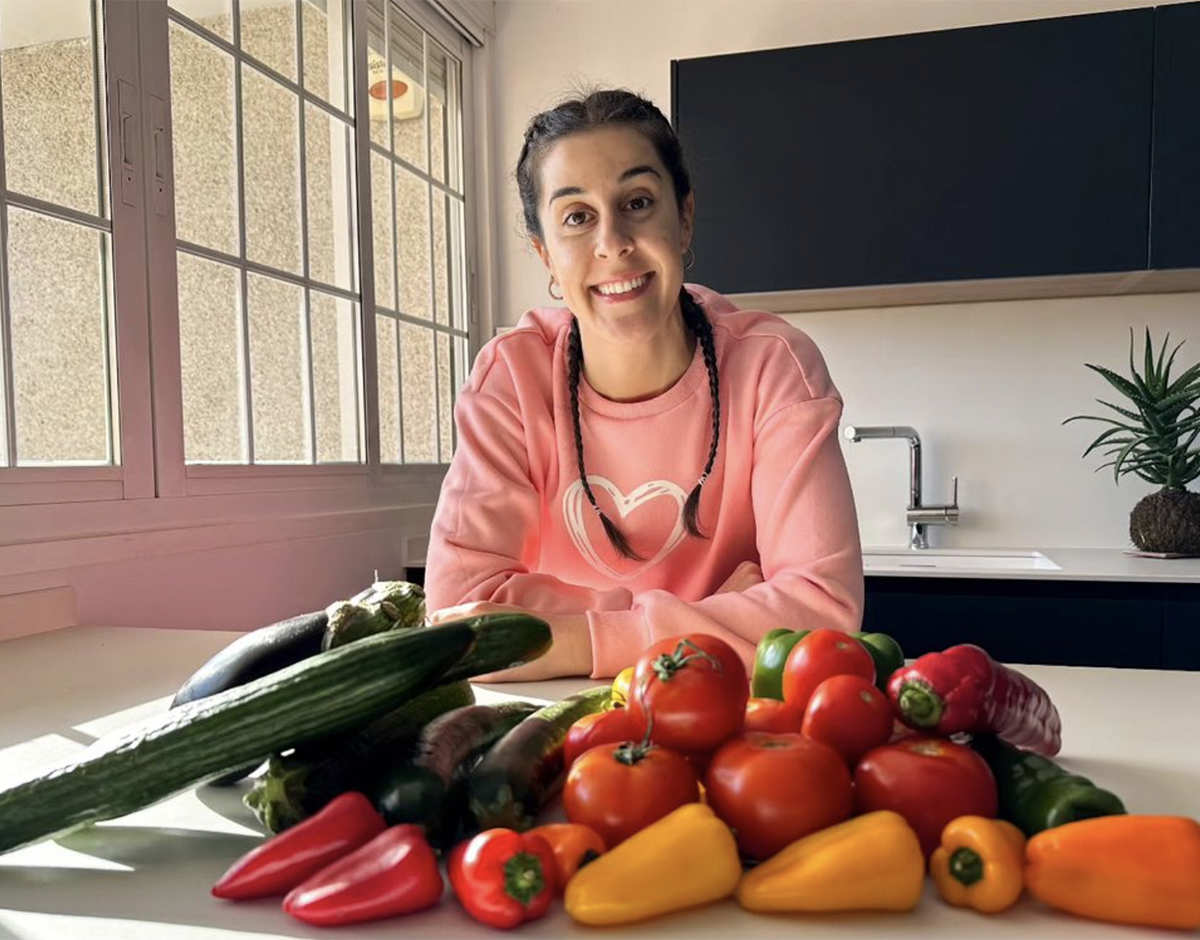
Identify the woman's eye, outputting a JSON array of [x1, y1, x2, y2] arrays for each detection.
[[628, 195, 653, 210], [564, 210, 589, 226]]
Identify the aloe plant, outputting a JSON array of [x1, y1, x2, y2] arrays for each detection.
[[1063, 328, 1200, 490]]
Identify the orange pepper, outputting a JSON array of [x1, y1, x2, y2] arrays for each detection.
[[526, 823, 606, 892], [1025, 815, 1200, 930], [930, 815, 1025, 913]]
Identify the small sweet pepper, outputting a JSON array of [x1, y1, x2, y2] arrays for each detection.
[[565, 802, 741, 925], [527, 823, 606, 892], [1025, 814, 1200, 930], [281, 824, 443, 926], [735, 810, 924, 913], [212, 791, 385, 900], [930, 815, 1025, 913]]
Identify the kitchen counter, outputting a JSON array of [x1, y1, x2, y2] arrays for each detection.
[[1, 625, 1198, 939], [863, 545, 1200, 582]]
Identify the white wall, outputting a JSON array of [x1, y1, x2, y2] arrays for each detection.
[[485, 0, 1200, 551]]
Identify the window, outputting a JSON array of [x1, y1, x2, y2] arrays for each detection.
[[0, 0, 116, 469], [0, 0, 477, 509]]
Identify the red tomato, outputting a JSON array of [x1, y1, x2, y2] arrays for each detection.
[[703, 732, 853, 860], [800, 674, 895, 765], [854, 736, 998, 857], [781, 628, 875, 711], [563, 742, 700, 848], [628, 633, 748, 753], [744, 697, 805, 733], [563, 709, 637, 769]]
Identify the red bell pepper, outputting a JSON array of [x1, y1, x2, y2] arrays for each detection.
[[211, 791, 385, 900], [448, 828, 557, 928], [887, 643, 1062, 755], [282, 824, 443, 925]]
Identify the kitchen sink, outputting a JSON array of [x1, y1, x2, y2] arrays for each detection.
[[862, 548, 1062, 571]]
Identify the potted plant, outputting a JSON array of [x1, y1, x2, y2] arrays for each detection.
[[1063, 328, 1200, 554]]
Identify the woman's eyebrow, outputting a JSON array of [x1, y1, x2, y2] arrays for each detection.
[[548, 165, 662, 206]]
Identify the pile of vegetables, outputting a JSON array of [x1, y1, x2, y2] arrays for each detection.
[[1, 589, 1197, 933]]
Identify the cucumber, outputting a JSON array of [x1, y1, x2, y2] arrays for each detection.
[[373, 701, 539, 844], [244, 680, 476, 834], [0, 623, 475, 855], [437, 612, 552, 683], [467, 686, 611, 832]]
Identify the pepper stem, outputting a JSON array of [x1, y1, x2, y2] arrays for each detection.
[[949, 847, 984, 886], [503, 851, 546, 905], [897, 680, 944, 727]]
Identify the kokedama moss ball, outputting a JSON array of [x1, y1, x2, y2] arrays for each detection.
[[1129, 488, 1200, 554]]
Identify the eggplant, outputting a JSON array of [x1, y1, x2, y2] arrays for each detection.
[[170, 610, 327, 784]]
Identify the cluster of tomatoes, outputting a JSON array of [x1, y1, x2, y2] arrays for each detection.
[[561, 629, 997, 860]]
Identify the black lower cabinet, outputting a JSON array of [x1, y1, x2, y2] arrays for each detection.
[[864, 577, 1199, 670]]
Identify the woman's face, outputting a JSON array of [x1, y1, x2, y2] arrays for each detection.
[[530, 125, 694, 344]]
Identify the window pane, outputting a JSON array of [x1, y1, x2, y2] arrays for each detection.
[[247, 273, 306, 462], [240, 0, 296, 82], [1, 0, 104, 216], [169, 21, 238, 255], [7, 208, 111, 464], [311, 291, 360, 462], [371, 151, 394, 308], [178, 252, 245, 463], [365, 3, 389, 149], [445, 51, 462, 192], [169, 0, 233, 41], [302, 0, 350, 116], [432, 190, 449, 325], [400, 322, 434, 463], [428, 41, 448, 186], [395, 168, 430, 317], [376, 315, 399, 462], [436, 331, 451, 462], [388, 9, 425, 172], [305, 105, 356, 291], [243, 66, 301, 274], [449, 195, 468, 330]]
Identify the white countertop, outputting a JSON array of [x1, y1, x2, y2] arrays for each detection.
[[863, 545, 1200, 582], [1, 626, 1198, 939]]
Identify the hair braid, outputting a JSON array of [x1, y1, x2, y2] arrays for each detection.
[[567, 317, 643, 560], [680, 288, 720, 537]]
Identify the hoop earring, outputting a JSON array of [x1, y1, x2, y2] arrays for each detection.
[[683, 246, 696, 271], [548, 276, 563, 301]]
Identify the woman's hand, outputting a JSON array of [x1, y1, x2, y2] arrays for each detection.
[[428, 601, 593, 682], [716, 560, 764, 594]]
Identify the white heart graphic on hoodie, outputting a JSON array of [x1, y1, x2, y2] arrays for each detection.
[[562, 475, 687, 581]]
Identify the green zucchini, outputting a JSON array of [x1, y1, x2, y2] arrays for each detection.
[[0, 623, 475, 856], [244, 680, 476, 833], [467, 686, 611, 832], [373, 700, 539, 843]]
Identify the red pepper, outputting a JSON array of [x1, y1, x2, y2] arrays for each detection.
[[887, 644, 1062, 755], [448, 828, 557, 928], [211, 791, 385, 900], [282, 824, 443, 926]]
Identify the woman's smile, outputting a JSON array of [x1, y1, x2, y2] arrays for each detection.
[[590, 271, 655, 303]]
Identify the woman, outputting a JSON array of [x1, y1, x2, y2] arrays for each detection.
[[425, 89, 863, 680]]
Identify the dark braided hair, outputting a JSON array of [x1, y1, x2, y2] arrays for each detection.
[[516, 88, 721, 559]]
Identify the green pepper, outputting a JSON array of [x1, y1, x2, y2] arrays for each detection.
[[750, 628, 810, 699], [970, 733, 1126, 836], [853, 632, 905, 690]]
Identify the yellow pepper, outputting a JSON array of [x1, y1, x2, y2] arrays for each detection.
[[610, 666, 635, 708], [564, 802, 741, 925], [736, 810, 924, 913], [930, 815, 1025, 914]]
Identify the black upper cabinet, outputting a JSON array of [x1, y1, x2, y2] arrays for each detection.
[[673, 10, 1154, 294], [1150, 1, 1200, 269]]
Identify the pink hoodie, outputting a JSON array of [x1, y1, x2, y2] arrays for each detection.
[[425, 283, 864, 678]]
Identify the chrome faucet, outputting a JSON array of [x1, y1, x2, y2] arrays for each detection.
[[843, 425, 959, 549]]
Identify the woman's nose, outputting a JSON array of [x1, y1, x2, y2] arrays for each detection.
[[593, 215, 635, 259]]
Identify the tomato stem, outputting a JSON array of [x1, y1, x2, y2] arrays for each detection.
[[651, 639, 722, 683]]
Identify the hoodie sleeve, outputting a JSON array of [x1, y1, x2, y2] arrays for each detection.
[[423, 350, 635, 617], [584, 393, 864, 678]]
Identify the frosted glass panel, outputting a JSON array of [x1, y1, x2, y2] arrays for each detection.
[[376, 315, 399, 462], [247, 273, 306, 462], [400, 322, 434, 463], [240, 0, 296, 82], [243, 66, 301, 274], [311, 291, 360, 463]]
